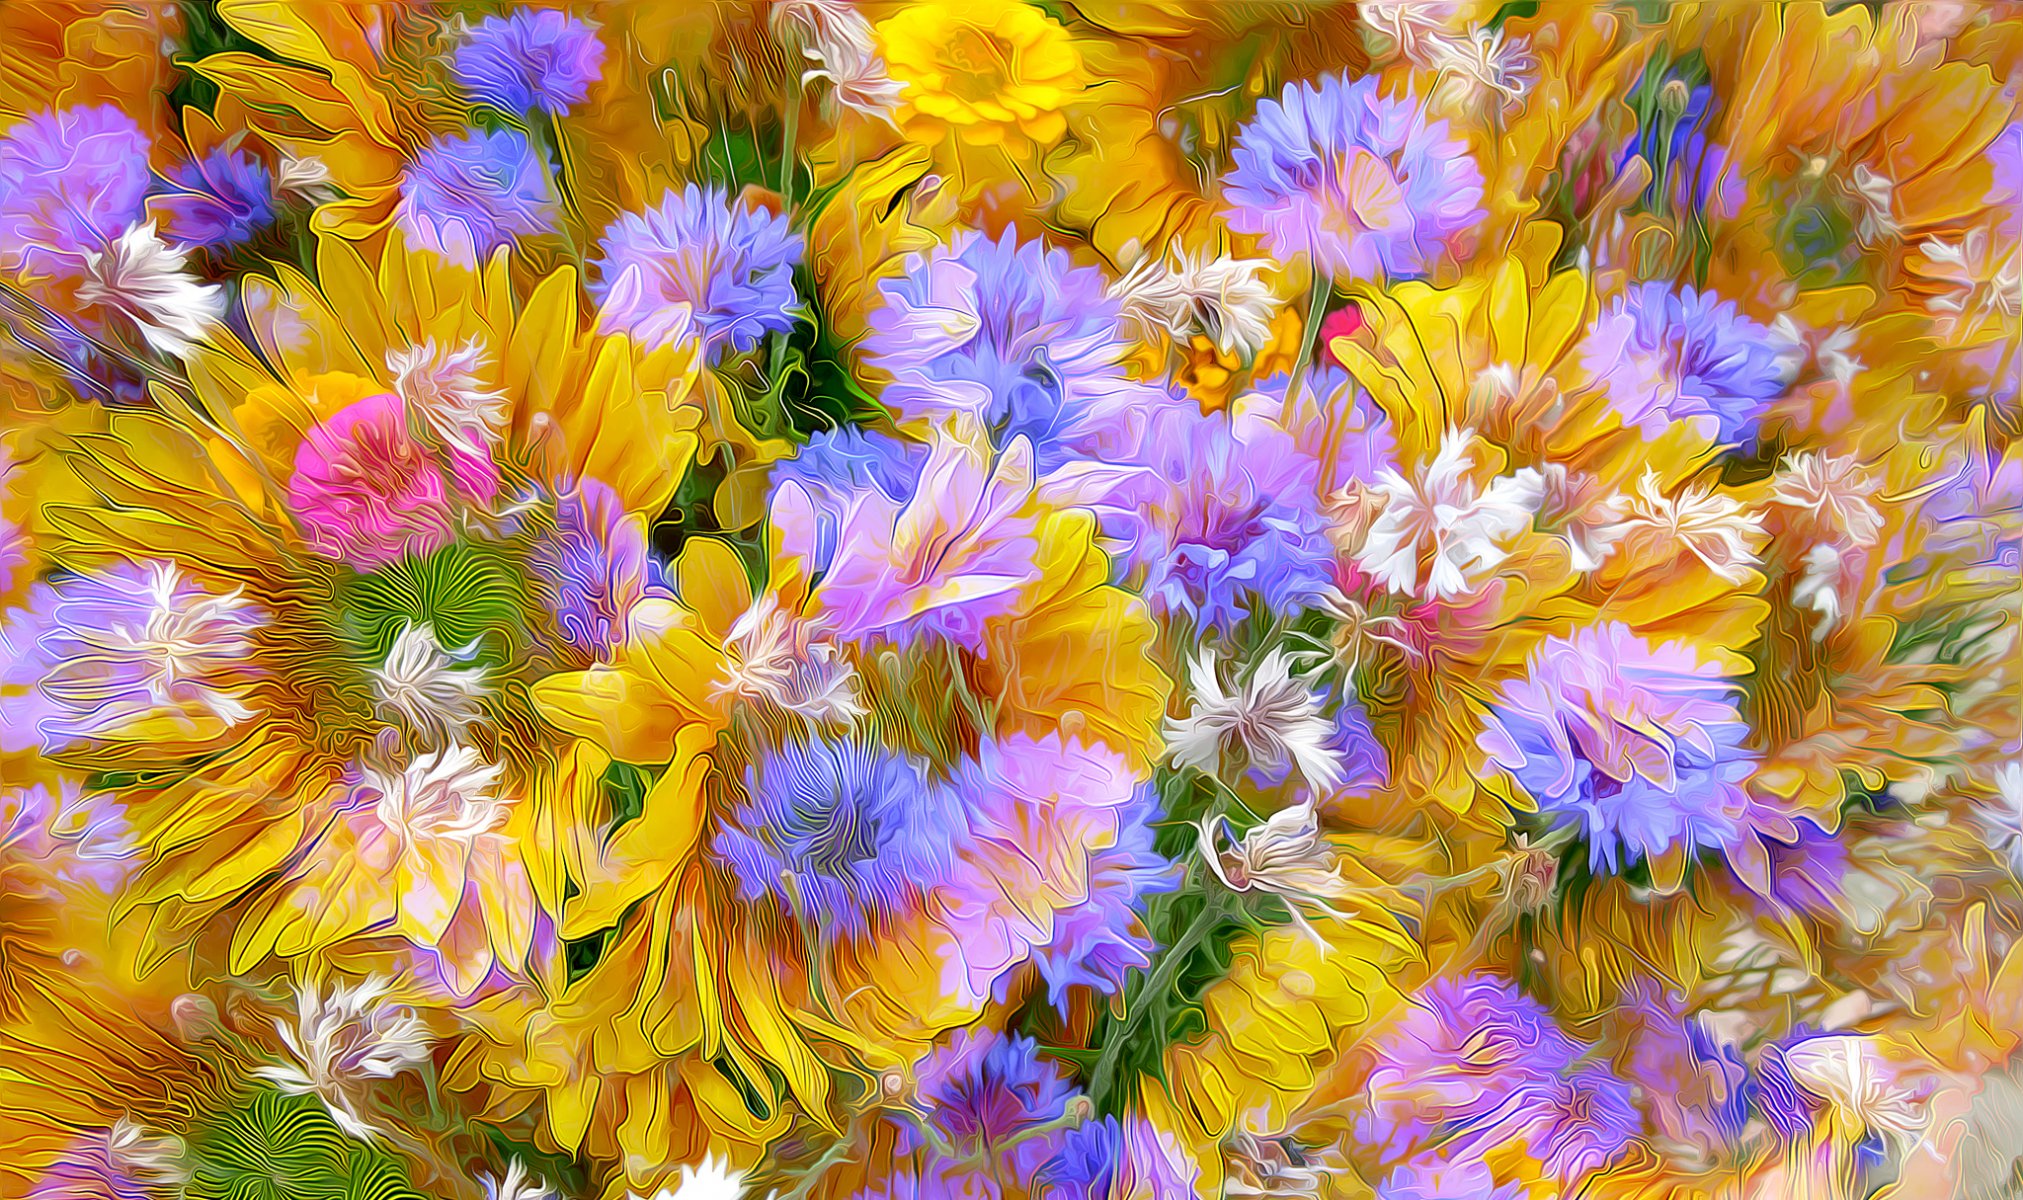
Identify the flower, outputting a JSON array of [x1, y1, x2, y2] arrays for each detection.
[[1978, 761, 2023, 876], [591, 184, 802, 358], [1197, 801, 1356, 946], [0, 560, 262, 753], [713, 736, 965, 936], [940, 734, 1178, 1005], [254, 977, 433, 1141], [772, 0, 904, 122], [1111, 248, 1279, 361], [481, 1160, 557, 1200], [877, 0, 1086, 148], [895, 1029, 1116, 1196], [452, 10, 605, 116], [1781, 1035, 1929, 1149], [0, 105, 150, 280], [1223, 74, 1484, 281], [1607, 471, 1765, 584], [714, 594, 866, 725], [1374, 1159, 1523, 1200], [152, 148, 277, 252], [1478, 623, 1764, 879], [530, 476, 656, 657], [1355, 428, 1541, 599], [394, 130, 557, 267], [632, 1154, 751, 1200], [75, 222, 226, 360], [388, 336, 509, 454], [1770, 451, 1884, 547], [368, 622, 489, 747], [288, 391, 500, 571], [1577, 282, 1796, 444], [1167, 646, 1345, 793], [863, 229, 1153, 470]]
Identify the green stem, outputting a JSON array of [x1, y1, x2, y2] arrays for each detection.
[[769, 83, 803, 389], [1087, 891, 1226, 1109], [1284, 266, 1332, 405]]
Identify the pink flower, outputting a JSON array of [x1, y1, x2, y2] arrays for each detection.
[[288, 393, 499, 571]]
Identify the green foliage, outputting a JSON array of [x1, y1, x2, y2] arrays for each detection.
[[333, 541, 532, 671], [185, 1089, 426, 1200]]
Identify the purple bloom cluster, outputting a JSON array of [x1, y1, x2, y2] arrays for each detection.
[[453, 9, 605, 115], [396, 129, 558, 267], [154, 147, 277, 252], [529, 476, 659, 657], [1479, 623, 1763, 876], [1360, 974, 1638, 1188], [0, 105, 150, 280], [1578, 282, 1796, 444], [1223, 74, 1485, 282], [714, 735, 965, 936], [862, 230, 1155, 471], [591, 184, 802, 359]]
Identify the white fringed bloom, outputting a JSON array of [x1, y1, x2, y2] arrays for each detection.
[[770, 0, 903, 122], [1782, 1035, 1929, 1150], [1356, 429, 1542, 598], [255, 977, 432, 1141], [482, 1159, 558, 1200], [1198, 801, 1355, 947], [1167, 646, 1344, 792], [1771, 452, 1885, 547], [388, 337, 510, 454], [368, 622, 489, 746], [1111, 248, 1279, 361], [1606, 471, 1766, 583], [76, 222, 225, 360], [368, 744, 509, 849], [631, 1153, 751, 1200], [714, 594, 866, 725]]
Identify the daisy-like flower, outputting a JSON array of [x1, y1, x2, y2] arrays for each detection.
[[591, 184, 802, 359], [388, 337, 509, 454], [1197, 801, 1356, 946], [1110, 247, 1279, 362], [1577, 282, 1797, 444], [1355, 428, 1541, 599], [876, 0, 1086, 148], [1223, 73, 1485, 282], [1479, 623, 1769, 881], [254, 977, 433, 1141], [452, 10, 605, 116], [863, 229, 1155, 470], [0, 560, 262, 753], [771, 0, 903, 123], [713, 735, 966, 936], [0, 105, 150, 281], [632, 1154, 751, 1200], [394, 130, 557, 268], [368, 622, 489, 747], [75, 222, 226, 360], [1167, 646, 1345, 793], [1606, 471, 1766, 584], [152, 148, 277, 253]]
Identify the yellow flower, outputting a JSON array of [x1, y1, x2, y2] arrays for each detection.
[[877, 0, 1086, 148]]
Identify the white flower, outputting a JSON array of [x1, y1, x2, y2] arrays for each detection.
[[1839, 164, 1899, 246], [1198, 801, 1354, 947], [632, 1153, 750, 1200], [770, 0, 903, 122], [1167, 646, 1344, 792], [482, 1159, 558, 1200], [1355, 429, 1542, 598], [1771, 452, 1884, 548], [369, 622, 489, 746], [1782, 1035, 1929, 1149], [1979, 761, 2023, 876], [366, 744, 509, 849], [255, 977, 432, 1141], [713, 594, 866, 725], [103, 1117, 189, 1189], [388, 337, 509, 454], [75, 221, 225, 360], [1111, 248, 1279, 361], [1607, 471, 1765, 583], [1790, 542, 1852, 636]]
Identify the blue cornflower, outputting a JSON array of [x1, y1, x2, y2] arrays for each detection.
[[0, 105, 150, 280], [591, 184, 802, 359], [713, 736, 964, 936], [1578, 281, 1797, 444], [395, 129, 557, 267], [154, 148, 277, 252], [452, 9, 605, 116]]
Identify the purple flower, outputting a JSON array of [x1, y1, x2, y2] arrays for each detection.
[[1115, 394, 1336, 630], [862, 230, 1158, 471], [940, 735, 1179, 1006], [395, 129, 557, 267], [0, 561, 263, 754], [899, 1030, 1111, 1198], [152, 148, 276, 252], [1223, 74, 1484, 281], [1621, 80, 1742, 218], [1577, 282, 1796, 444], [529, 476, 656, 656], [1375, 1159, 1524, 1200], [713, 736, 966, 936], [1613, 978, 1751, 1151], [1272, 362, 1397, 494], [453, 9, 605, 115], [0, 106, 151, 280], [772, 427, 925, 507], [1516, 1068, 1640, 1185], [1989, 121, 2022, 240], [1478, 623, 1764, 876], [590, 184, 801, 359]]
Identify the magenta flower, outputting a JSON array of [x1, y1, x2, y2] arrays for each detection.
[[288, 393, 499, 571]]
